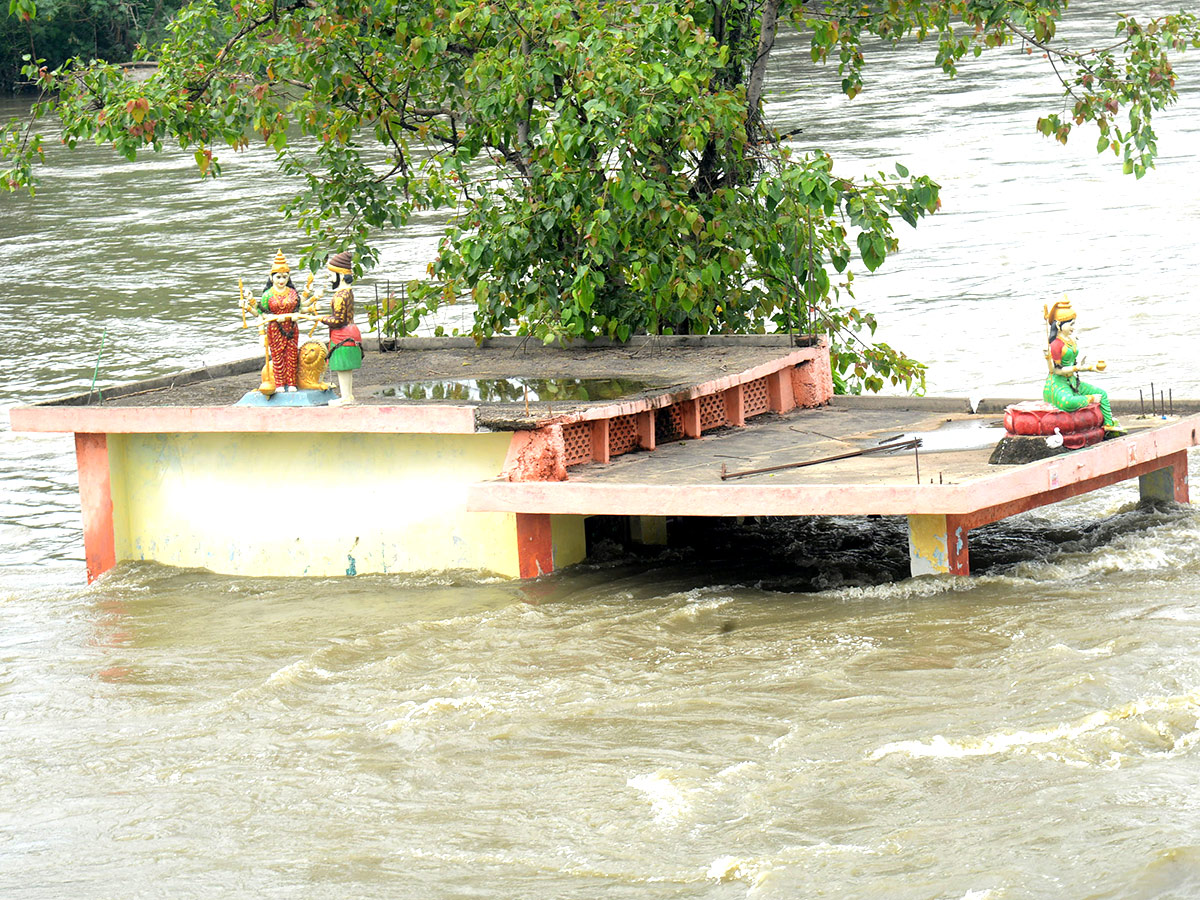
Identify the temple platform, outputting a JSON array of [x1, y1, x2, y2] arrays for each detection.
[[9, 335, 1197, 582]]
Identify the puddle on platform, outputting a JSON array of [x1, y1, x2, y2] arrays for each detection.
[[878, 417, 1006, 453], [376, 377, 656, 403]]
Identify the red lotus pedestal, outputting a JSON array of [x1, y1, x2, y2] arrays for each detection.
[[1003, 400, 1105, 450]]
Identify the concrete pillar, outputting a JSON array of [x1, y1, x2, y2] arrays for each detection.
[[907, 514, 969, 577], [724, 385, 745, 427], [515, 512, 554, 578], [515, 513, 587, 578], [767, 369, 796, 413], [630, 515, 669, 546], [590, 419, 610, 464], [636, 410, 656, 451], [75, 433, 117, 584], [679, 399, 702, 438], [1138, 450, 1190, 504]]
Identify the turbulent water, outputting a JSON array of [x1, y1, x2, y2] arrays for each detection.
[[4, 6, 1200, 897]]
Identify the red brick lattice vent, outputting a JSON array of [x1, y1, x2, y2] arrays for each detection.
[[561, 421, 593, 466], [744, 377, 770, 418], [699, 394, 727, 431], [609, 414, 639, 457]]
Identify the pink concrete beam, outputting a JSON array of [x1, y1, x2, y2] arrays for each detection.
[[957, 449, 1192, 531], [533, 343, 829, 426], [9, 404, 479, 435], [959, 421, 1199, 520], [75, 433, 116, 584], [468, 481, 960, 517], [469, 415, 1200, 517]]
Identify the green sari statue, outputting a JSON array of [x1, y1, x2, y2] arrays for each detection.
[[1043, 299, 1123, 434]]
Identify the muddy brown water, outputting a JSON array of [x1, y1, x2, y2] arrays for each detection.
[[4, 6, 1200, 896]]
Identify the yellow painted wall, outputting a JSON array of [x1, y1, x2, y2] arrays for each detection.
[[108, 431, 547, 578], [551, 515, 587, 570]]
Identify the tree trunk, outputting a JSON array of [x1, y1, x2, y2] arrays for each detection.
[[745, 0, 783, 128]]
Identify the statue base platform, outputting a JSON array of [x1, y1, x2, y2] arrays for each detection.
[[1004, 399, 1103, 436], [991, 400, 1106, 464], [235, 388, 337, 407]]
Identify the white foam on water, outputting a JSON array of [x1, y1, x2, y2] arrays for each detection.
[[627, 771, 693, 824], [869, 689, 1200, 762], [706, 854, 753, 881], [826, 574, 985, 603], [1049, 640, 1116, 657], [706, 842, 877, 888], [379, 694, 499, 731], [262, 659, 335, 687], [663, 593, 738, 625]]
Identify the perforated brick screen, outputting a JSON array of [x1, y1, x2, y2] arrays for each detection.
[[609, 414, 639, 457], [561, 422, 593, 466], [744, 377, 770, 418], [699, 394, 727, 431]]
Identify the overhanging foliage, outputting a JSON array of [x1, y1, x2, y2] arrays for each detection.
[[4, 1, 1197, 392]]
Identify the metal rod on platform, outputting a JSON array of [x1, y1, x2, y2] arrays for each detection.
[[914, 442, 921, 484], [1170, 389, 1173, 416], [1151, 382, 1156, 415], [1140, 390, 1145, 417], [719, 438, 922, 481]]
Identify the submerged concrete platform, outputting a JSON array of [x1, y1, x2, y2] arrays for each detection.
[[9, 334, 1196, 582], [9, 335, 832, 581], [467, 397, 1199, 576]]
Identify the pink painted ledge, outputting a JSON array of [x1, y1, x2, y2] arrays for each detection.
[[467, 414, 1200, 518], [7, 403, 479, 435], [537, 346, 828, 425]]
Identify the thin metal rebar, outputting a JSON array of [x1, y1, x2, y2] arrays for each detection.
[[719, 438, 922, 481], [89, 327, 108, 404]]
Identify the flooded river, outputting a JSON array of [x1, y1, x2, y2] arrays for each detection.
[[4, 6, 1200, 897]]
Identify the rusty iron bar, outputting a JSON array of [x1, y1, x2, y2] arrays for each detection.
[[719, 438, 923, 481]]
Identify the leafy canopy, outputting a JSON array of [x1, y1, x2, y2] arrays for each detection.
[[4, 0, 1198, 392]]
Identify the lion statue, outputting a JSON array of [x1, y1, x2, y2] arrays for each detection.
[[260, 341, 332, 393], [298, 341, 332, 390]]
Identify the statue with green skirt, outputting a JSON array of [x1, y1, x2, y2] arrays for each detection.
[[1043, 299, 1124, 436], [320, 251, 364, 407]]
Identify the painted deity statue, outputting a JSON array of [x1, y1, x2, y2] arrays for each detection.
[[257, 250, 302, 393], [319, 251, 363, 406], [1043, 299, 1123, 435]]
